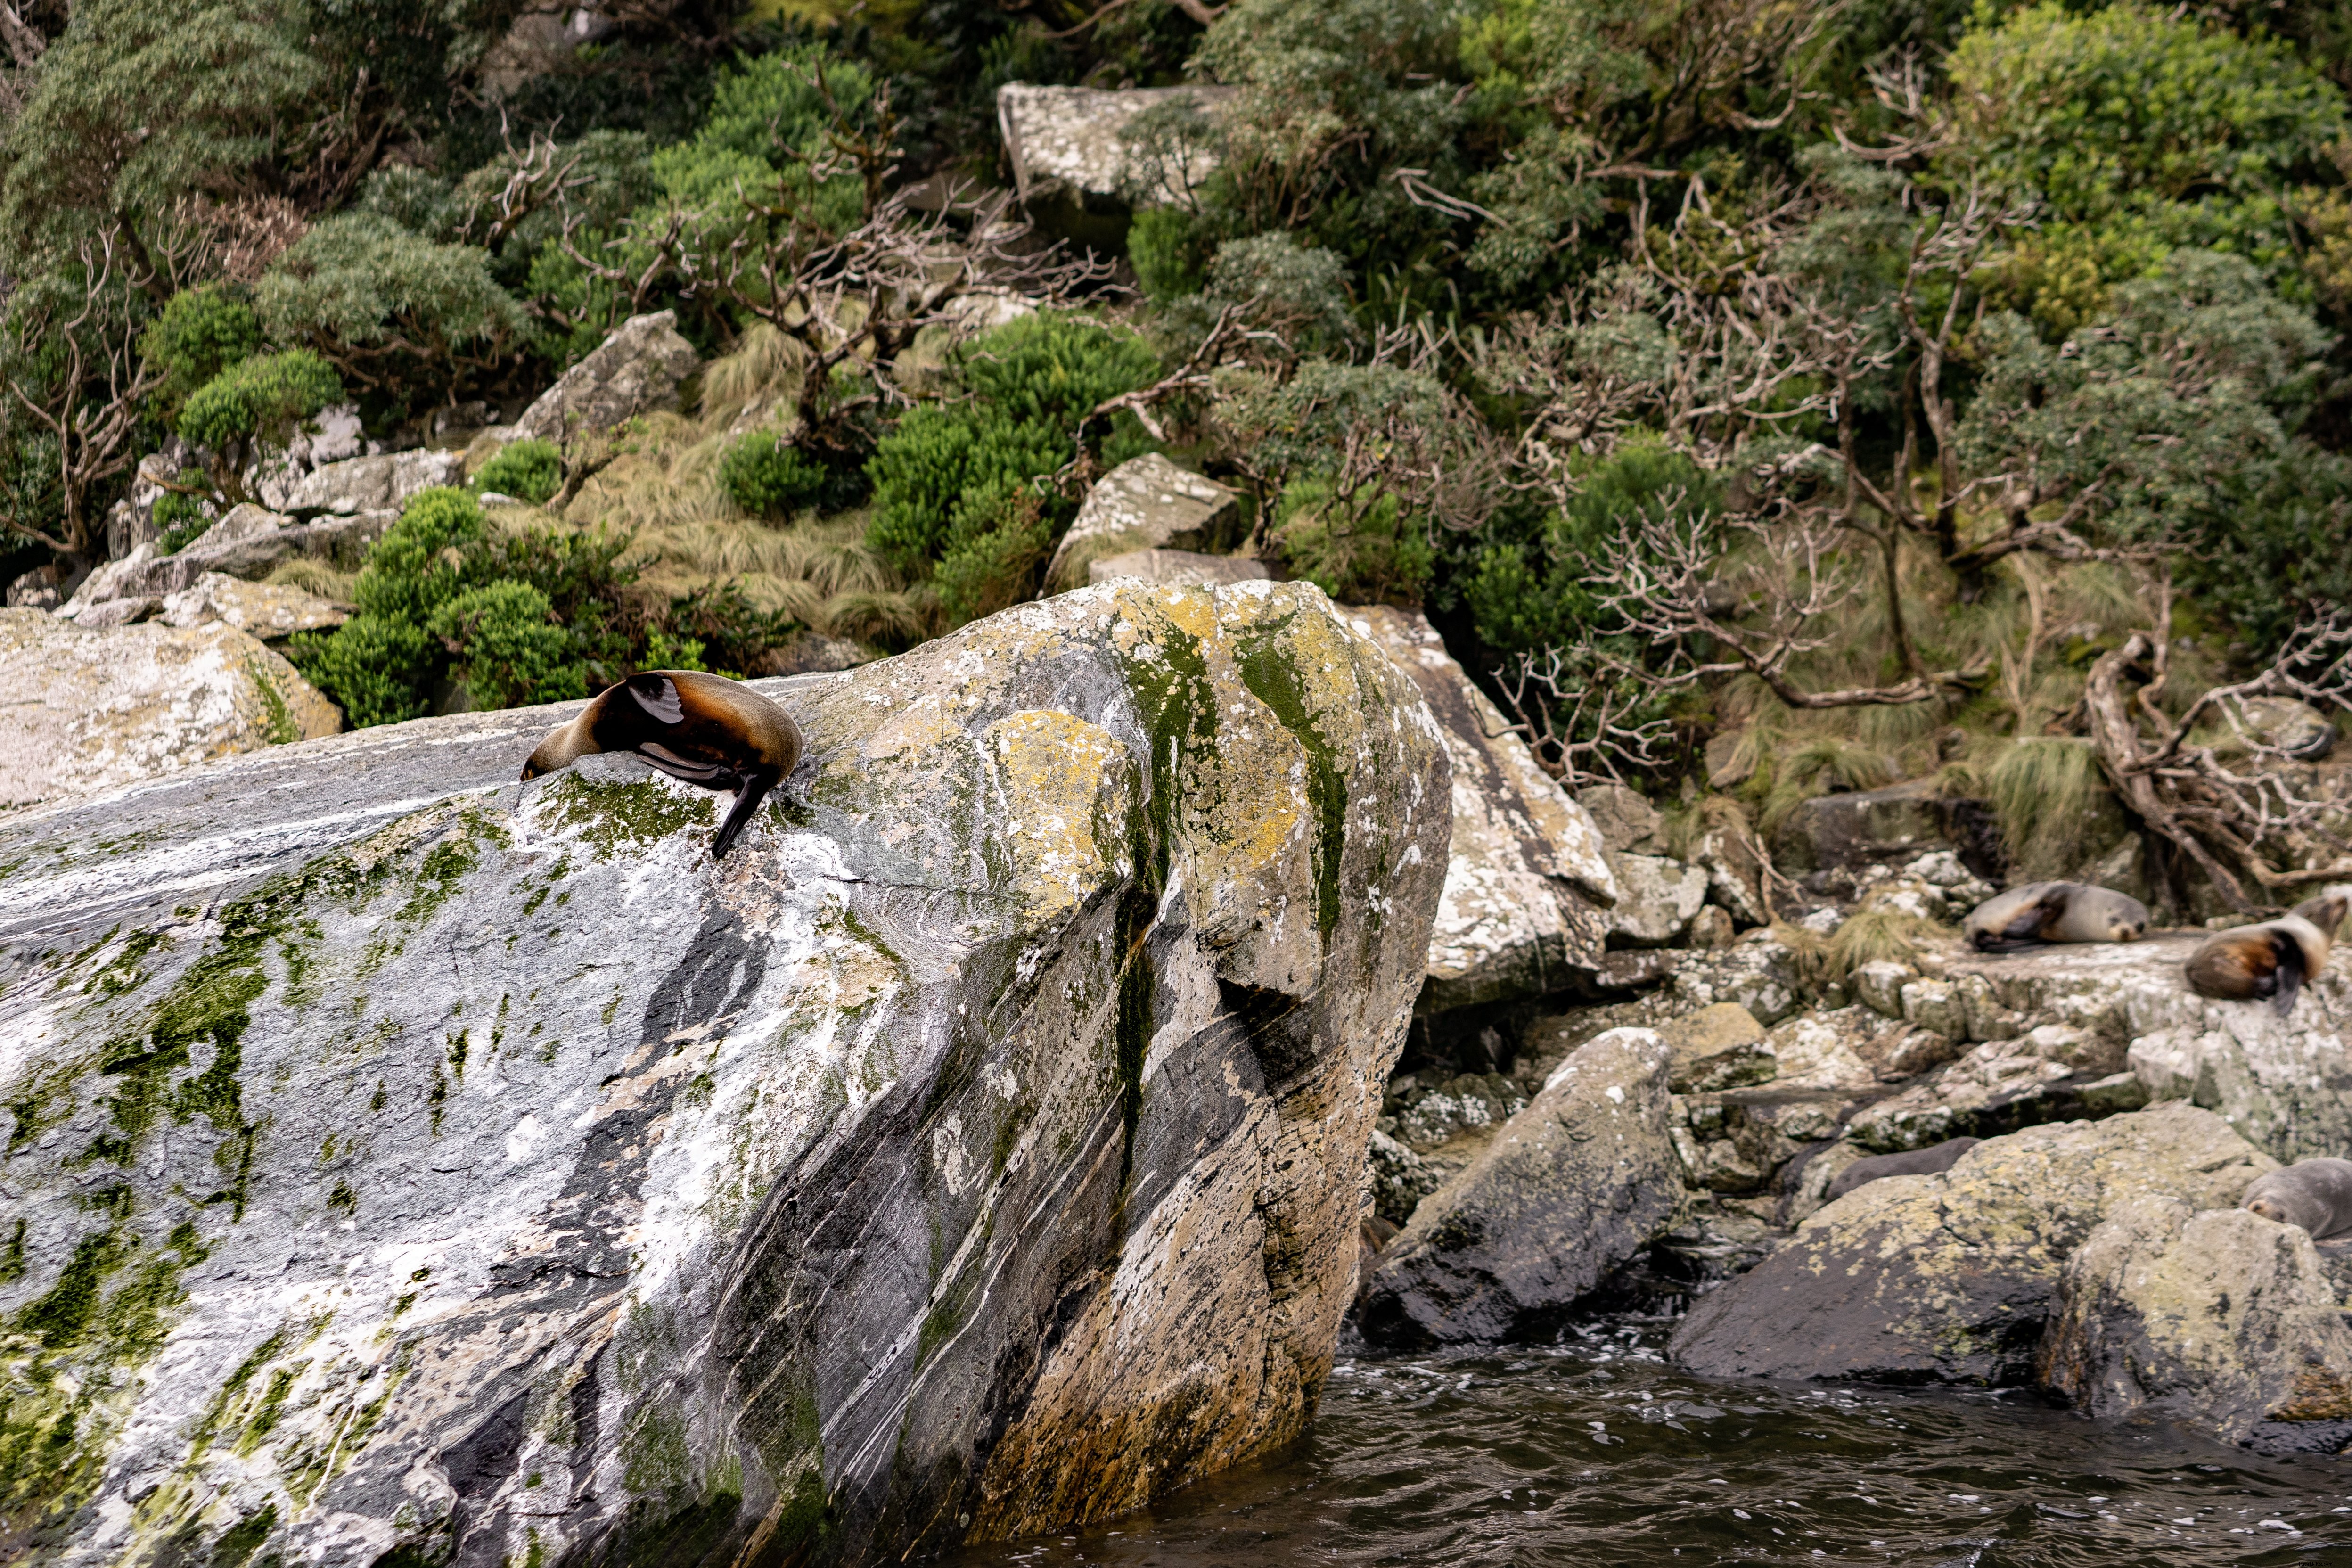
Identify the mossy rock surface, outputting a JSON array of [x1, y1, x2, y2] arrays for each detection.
[[0, 581, 1450, 1567]]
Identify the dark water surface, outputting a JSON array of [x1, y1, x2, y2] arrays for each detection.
[[943, 1325, 2351, 1567]]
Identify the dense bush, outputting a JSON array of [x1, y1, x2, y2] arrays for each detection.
[[426, 581, 585, 709], [255, 213, 530, 397], [176, 350, 343, 452], [474, 440, 563, 506], [139, 287, 261, 423], [720, 433, 829, 518]]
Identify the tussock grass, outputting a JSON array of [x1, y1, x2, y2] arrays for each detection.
[[1827, 907, 1949, 979], [1752, 736, 1899, 839], [699, 323, 809, 433], [263, 557, 357, 602], [1978, 735, 2107, 878]]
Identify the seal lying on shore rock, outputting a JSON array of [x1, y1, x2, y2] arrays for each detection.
[[1963, 882, 2148, 952], [1826, 1137, 1982, 1202], [2243, 1158, 2352, 1241], [522, 669, 803, 857], [2184, 886, 2350, 1017]]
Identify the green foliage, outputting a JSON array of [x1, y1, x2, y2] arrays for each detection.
[[474, 441, 562, 506], [153, 480, 213, 555], [1129, 207, 1209, 303], [1269, 475, 1430, 606], [427, 582, 587, 709], [2176, 445, 2352, 659], [176, 351, 343, 452], [1949, 1, 2350, 332], [1177, 233, 1355, 355], [1981, 737, 2110, 879], [291, 613, 436, 728], [353, 488, 489, 628], [255, 213, 529, 383], [721, 433, 829, 519], [139, 287, 261, 423]]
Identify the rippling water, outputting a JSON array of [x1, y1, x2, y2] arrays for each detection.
[[943, 1324, 2352, 1566]]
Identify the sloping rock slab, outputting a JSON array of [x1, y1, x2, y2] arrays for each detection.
[[1359, 1027, 1680, 1346], [1089, 548, 1267, 588], [160, 572, 349, 637], [1352, 607, 1615, 1016], [0, 608, 340, 807], [0, 581, 1450, 1567], [996, 84, 1236, 206], [1048, 453, 1242, 589], [1669, 1103, 2274, 1386], [512, 310, 700, 443], [266, 448, 465, 514], [2041, 1199, 2352, 1453]]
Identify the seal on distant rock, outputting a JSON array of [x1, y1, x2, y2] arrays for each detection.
[[1826, 1137, 1982, 1202], [1963, 882, 2148, 952], [2243, 1158, 2352, 1241], [522, 670, 803, 858], [2184, 885, 2350, 1017]]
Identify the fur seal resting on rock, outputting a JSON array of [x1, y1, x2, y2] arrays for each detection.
[[2183, 886, 2350, 1017], [1826, 1137, 1981, 1202], [522, 670, 803, 858], [2243, 1158, 2352, 1241], [1962, 882, 2148, 952]]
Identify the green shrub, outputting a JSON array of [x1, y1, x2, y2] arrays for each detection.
[[1268, 475, 1432, 606], [289, 614, 435, 728], [720, 432, 828, 518], [474, 440, 562, 505], [153, 469, 216, 553], [355, 487, 489, 627], [255, 213, 529, 376], [427, 581, 585, 709], [139, 286, 261, 422], [1129, 206, 1210, 302], [176, 350, 344, 451]]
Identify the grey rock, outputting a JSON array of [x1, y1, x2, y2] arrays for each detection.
[[2228, 695, 2337, 762], [512, 310, 700, 444], [1388, 1072, 1529, 1153], [996, 84, 1236, 208], [69, 594, 163, 629], [1825, 1136, 1981, 1201], [159, 572, 350, 638], [1359, 1027, 1681, 1346], [1575, 783, 1663, 856], [1853, 959, 1914, 1018], [1688, 904, 1735, 948], [6, 565, 59, 609], [1352, 607, 1615, 1015], [1088, 548, 1269, 588], [270, 448, 465, 514], [1605, 853, 1709, 947], [1048, 454, 1243, 590], [1772, 778, 2000, 889], [0, 580, 1451, 1563], [60, 511, 400, 610], [1368, 1127, 1442, 1226], [2041, 1198, 2352, 1451], [1660, 1002, 1775, 1093], [1670, 1103, 2275, 1385]]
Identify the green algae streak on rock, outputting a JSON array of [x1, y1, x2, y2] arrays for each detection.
[[0, 581, 1451, 1568]]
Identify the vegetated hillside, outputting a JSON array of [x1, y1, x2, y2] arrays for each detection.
[[4, 0, 2351, 914]]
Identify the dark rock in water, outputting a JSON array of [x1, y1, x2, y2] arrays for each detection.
[[0, 581, 1451, 1568], [1670, 1104, 2273, 1386], [2040, 1197, 2352, 1454], [1825, 1137, 1982, 1200], [1358, 1027, 1680, 1347]]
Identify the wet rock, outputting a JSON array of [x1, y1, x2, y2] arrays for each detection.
[[1387, 1071, 1528, 1151], [1670, 1103, 2275, 1385], [1368, 1128, 1442, 1227], [1773, 778, 2000, 893], [1825, 1137, 1981, 1201], [511, 309, 701, 444], [1088, 547, 1268, 588], [270, 447, 466, 514], [159, 572, 349, 638], [0, 607, 340, 805], [1352, 607, 1614, 1016], [0, 581, 1450, 1564], [995, 84, 1235, 209], [1359, 1028, 1681, 1346], [1662, 1002, 1775, 1092], [1606, 853, 1708, 946], [1047, 453, 1243, 590], [1843, 1037, 2080, 1151], [2041, 1199, 2352, 1452]]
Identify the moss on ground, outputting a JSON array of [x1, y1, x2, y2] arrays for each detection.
[[545, 772, 714, 859]]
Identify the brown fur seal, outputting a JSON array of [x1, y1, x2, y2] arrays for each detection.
[[522, 670, 802, 858], [2243, 1158, 2352, 1241], [1962, 882, 2148, 952], [2183, 885, 2350, 1017], [1826, 1136, 1981, 1202]]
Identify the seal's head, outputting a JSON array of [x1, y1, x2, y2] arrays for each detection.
[[2248, 1195, 2291, 1224], [520, 712, 597, 781]]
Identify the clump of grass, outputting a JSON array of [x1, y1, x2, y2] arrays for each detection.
[[262, 557, 357, 602], [1826, 907, 1949, 980], [1980, 735, 2109, 878], [698, 322, 809, 431], [1751, 736, 1899, 839], [1767, 919, 1833, 994]]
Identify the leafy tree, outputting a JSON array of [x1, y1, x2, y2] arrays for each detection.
[[175, 349, 343, 499], [254, 213, 529, 398]]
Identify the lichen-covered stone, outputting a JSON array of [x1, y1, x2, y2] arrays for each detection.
[[1350, 607, 1614, 1017], [266, 448, 464, 514], [0, 608, 339, 805], [1669, 1103, 2276, 1386], [0, 581, 1449, 1567], [2041, 1199, 2352, 1452], [1660, 1002, 1775, 1092], [159, 572, 349, 638], [511, 310, 701, 444], [995, 84, 1234, 207], [1605, 853, 1708, 946], [1047, 453, 1242, 589], [59, 511, 397, 613], [1358, 1027, 1681, 1346], [1088, 548, 1268, 588]]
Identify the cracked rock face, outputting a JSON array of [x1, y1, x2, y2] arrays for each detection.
[[0, 581, 1449, 1568]]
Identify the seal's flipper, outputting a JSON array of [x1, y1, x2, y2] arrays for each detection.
[[2272, 931, 2307, 1017], [637, 741, 736, 786], [623, 672, 684, 725], [711, 769, 777, 859]]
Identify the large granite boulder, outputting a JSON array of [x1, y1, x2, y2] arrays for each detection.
[[1350, 607, 1615, 1018], [1771, 778, 2002, 895], [159, 572, 351, 638], [512, 310, 701, 444], [0, 581, 1450, 1566], [1358, 1027, 1681, 1346], [1089, 548, 1267, 589], [2041, 1198, 2352, 1452], [0, 608, 340, 806], [1046, 454, 1243, 590], [1670, 1104, 2275, 1386]]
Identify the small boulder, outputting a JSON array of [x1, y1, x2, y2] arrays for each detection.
[[273, 449, 465, 515], [2228, 695, 2336, 761], [1358, 1027, 1681, 1346], [2041, 1198, 2352, 1452], [1853, 959, 1915, 1018], [207, 501, 293, 545], [1576, 783, 1664, 856], [1048, 453, 1243, 589], [1605, 854, 1709, 946], [1660, 1003, 1775, 1092], [0, 608, 340, 805], [1088, 548, 1268, 588], [159, 573, 350, 638], [996, 83, 1235, 209], [511, 310, 701, 444], [1688, 904, 1735, 948], [1670, 1103, 2275, 1386]]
